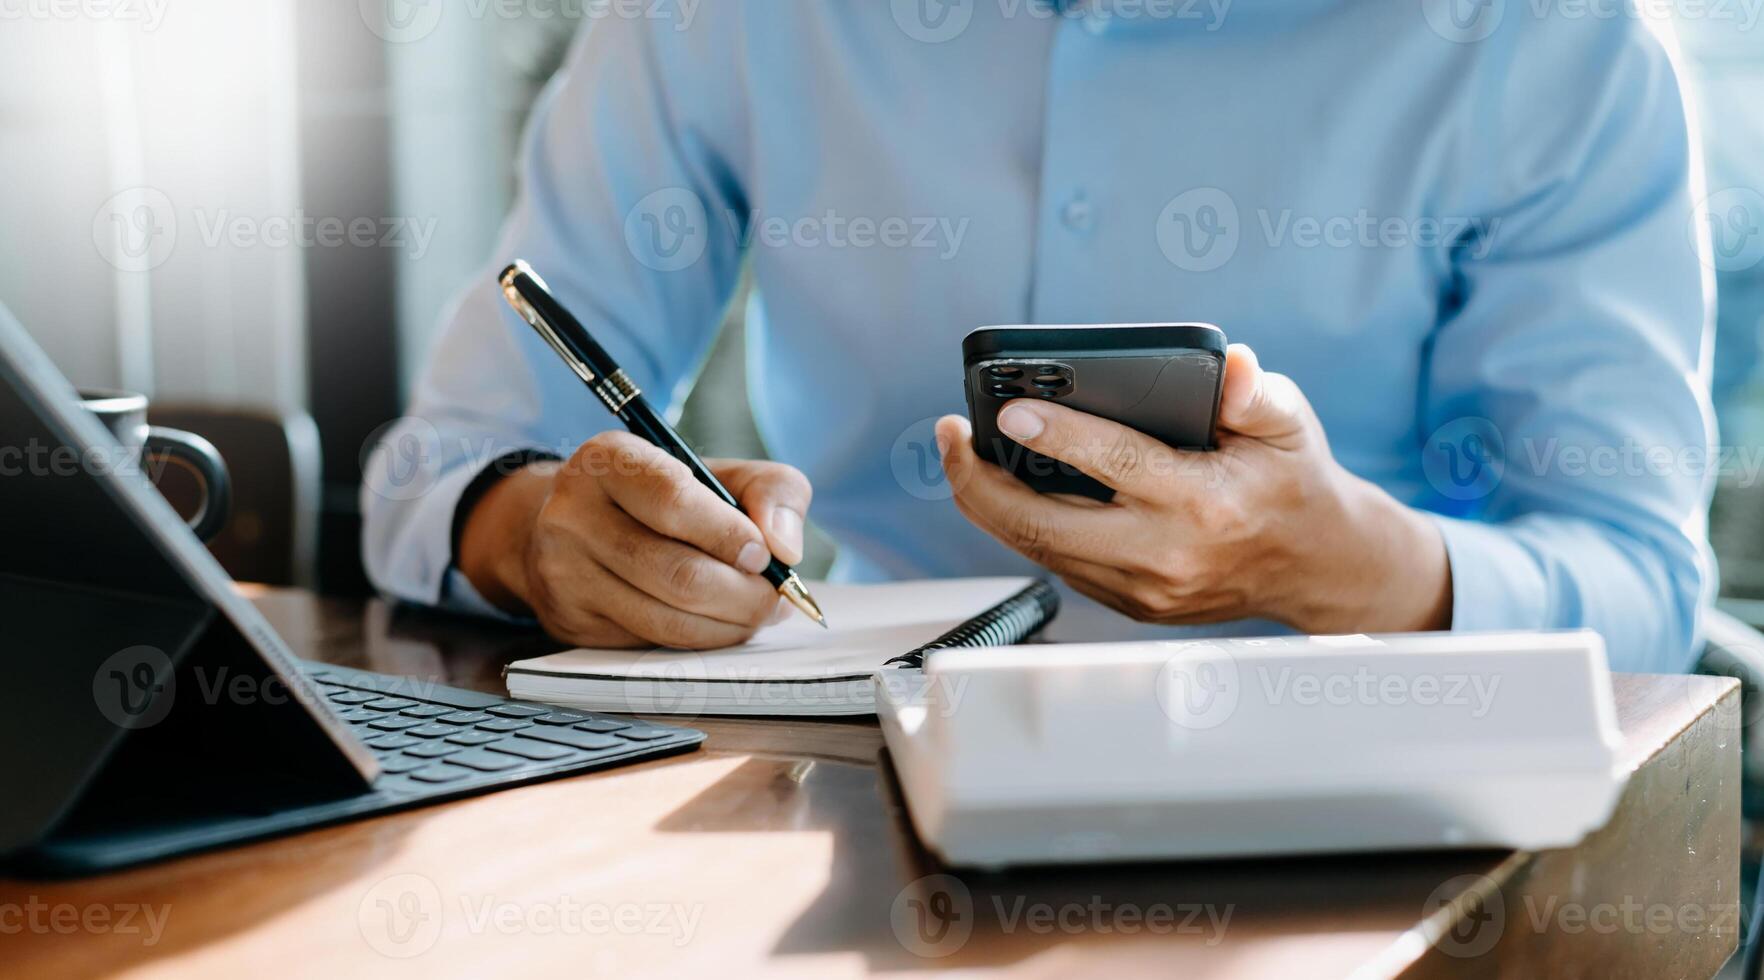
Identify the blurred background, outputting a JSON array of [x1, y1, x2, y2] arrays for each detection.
[[0, 0, 1759, 609]]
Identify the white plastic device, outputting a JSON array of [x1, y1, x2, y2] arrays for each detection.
[[876, 631, 1626, 869]]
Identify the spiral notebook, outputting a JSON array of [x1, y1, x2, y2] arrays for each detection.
[[503, 578, 1059, 717]]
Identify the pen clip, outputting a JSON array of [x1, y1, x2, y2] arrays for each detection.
[[500, 262, 596, 385]]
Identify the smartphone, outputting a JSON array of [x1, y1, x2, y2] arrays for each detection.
[[962, 323, 1227, 500]]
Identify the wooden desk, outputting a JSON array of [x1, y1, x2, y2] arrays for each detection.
[[1, 588, 1742, 978]]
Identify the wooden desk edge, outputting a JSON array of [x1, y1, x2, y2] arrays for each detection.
[[1389, 675, 1742, 978]]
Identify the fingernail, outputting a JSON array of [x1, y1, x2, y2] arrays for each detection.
[[998, 403, 1044, 440], [736, 541, 770, 575], [770, 507, 804, 563]]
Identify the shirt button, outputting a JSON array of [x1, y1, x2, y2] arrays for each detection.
[[1061, 196, 1094, 233]]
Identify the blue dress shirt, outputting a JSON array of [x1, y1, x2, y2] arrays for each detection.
[[362, 1, 1717, 672]]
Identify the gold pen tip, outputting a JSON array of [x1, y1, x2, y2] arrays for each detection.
[[779, 573, 829, 628]]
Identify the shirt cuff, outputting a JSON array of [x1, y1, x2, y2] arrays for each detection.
[[438, 448, 560, 622], [363, 445, 557, 618], [1429, 514, 1551, 633]]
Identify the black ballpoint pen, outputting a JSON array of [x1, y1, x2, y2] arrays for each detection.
[[499, 260, 828, 628]]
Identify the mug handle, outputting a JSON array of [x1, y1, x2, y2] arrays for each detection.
[[144, 427, 232, 542]]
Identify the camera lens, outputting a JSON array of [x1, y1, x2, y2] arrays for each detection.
[[988, 382, 1024, 398], [988, 365, 1024, 380]]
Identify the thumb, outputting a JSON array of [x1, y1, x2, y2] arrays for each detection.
[[1217, 344, 1314, 448], [709, 458, 812, 565]]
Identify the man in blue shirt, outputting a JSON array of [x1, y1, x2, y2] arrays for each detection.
[[362, 2, 1716, 673]]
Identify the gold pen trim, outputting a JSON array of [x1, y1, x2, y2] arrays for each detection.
[[777, 571, 828, 629], [595, 369, 641, 414]]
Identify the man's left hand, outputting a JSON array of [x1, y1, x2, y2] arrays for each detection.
[[936, 344, 1453, 634]]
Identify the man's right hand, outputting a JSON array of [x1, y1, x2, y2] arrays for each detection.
[[458, 431, 812, 649]]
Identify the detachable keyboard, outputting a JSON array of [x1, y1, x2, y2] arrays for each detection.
[[11, 661, 704, 875], [308, 661, 705, 790]]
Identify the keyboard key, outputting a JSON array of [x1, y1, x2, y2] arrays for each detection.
[[521, 726, 621, 751], [377, 756, 426, 774], [476, 718, 529, 733], [338, 708, 379, 723], [486, 704, 547, 719], [366, 734, 421, 751], [407, 765, 470, 784], [574, 718, 630, 733], [443, 749, 523, 772], [445, 731, 500, 746], [406, 742, 464, 759], [400, 704, 452, 719], [406, 723, 465, 739], [368, 716, 425, 732], [329, 690, 379, 705], [533, 710, 590, 725], [398, 686, 506, 710], [364, 698, 416, 712], [438, 711, 492, 726], [617, 727, 672, 742], [486, 737, 573, 761]]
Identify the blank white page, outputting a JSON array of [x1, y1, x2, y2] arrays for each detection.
[[507, 578, 1034, 682]]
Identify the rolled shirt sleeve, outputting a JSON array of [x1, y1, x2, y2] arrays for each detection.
[[1421, 16, 1717, 673]]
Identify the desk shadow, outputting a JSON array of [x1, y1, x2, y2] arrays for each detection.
[[654, 751, 1510, 972]]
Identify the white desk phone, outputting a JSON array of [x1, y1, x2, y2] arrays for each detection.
[[876, 630, 1626, 869]]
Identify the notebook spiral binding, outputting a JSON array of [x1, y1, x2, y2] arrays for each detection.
[[885, 580, 1061, 669]]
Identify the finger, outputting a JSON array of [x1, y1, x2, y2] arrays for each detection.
[[938, 415, 1137, 567], [577, 554, 766, 650], [585, 433, 773, 576], [521, 543, 656, 649], [1059, 571, 1146, 622], [1056, 569, 1239, 625], [533, 594, 648, 649], [991, 398, 1184, 500], [1218, 344, 1313, 448], [709, 458, 812, 565], [541, 611, 648, 649], [586, 504, 782, 628]]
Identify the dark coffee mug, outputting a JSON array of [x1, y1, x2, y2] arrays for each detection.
[[79, 390, 232, 542]]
